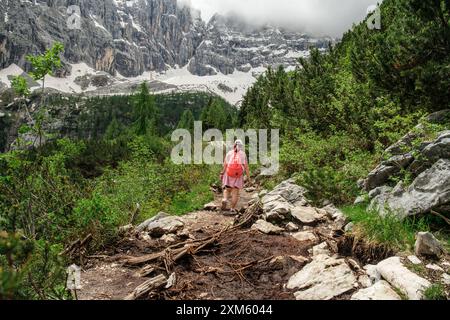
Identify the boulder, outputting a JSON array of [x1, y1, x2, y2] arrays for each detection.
[[136, 212, 170, 232], [291, 206, 324, 224], [363, 153, 414, 191], [291, 231, 317, 243], [287, 254, 358, 300], [261, 180, 311, 222], [312, 242, 330, 256], [351, 281, 401, 300], [358, 275, 373, 288], [376, 257, 431, 300], [370, 159, 450, 219], [421, 131, 450, 163], [415, 232, 444, 258], [322, 204, 344, 220], [442, 274, 450, 285], [364, 264, 381, 284], [252, 220, 284, 235], [137, 213, 184, 237], [266, 179, 308, 203], [262, 194, 292, 221], [203, 202, 218, 211], [364, 165, 401, 192]]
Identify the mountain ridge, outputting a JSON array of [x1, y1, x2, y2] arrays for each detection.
[[0, 0, 333, 104]]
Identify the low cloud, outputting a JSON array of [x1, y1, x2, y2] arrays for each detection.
[[183, 0, 382, 37]]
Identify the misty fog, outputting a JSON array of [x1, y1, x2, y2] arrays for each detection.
[[182, 0, 382, 37]]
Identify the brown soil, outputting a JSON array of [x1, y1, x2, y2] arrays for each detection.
[[337, 235, 395, 265], [159, 230, 311, 300]]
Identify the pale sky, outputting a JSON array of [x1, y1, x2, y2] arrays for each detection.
[[182, 0, 382, 37]]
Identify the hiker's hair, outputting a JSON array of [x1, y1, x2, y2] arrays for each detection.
[[234, 140, 243, 152]]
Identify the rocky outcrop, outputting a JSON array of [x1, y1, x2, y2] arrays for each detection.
[[287, 254, 358, 300], [369, 159, 450, 219], [0, 1, 331, 79], [359, 111, 450, 219], [188, 14, 332, 76], [260, 179, 321, 224], [137, 212, 184, 237], [0, 0, 204, 77]]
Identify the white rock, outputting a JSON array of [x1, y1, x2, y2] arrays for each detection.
[[252, 220, 284, 235], [137, 212, 170, 232], [285, 222, 299, 232], [415, 232, 444, 258], [358, 275, 373, 288], [333, 215, 348, 231], [292, 231, 317, 243], [351, 281, 402, 300], [426, 264, 444, 272], [364, 264, 381, 284], [165, 273, 177, 289], [291, 206, 324, 224], [146, 216, 184, 237], [407, 255, 422, 265], [376, 257, 431, 300], [442, 273, 450, 285], [344, 222, 355, 232], [160, 234, 177, 244], [322, 204, 344, 220], [312, 242, 330, 256], [203, 202, 218, 211], [287, 254, 357, 300]]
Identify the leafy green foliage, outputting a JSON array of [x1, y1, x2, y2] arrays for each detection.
[[423, 284, 447, 300], [11, 76, 30, 98], [240, 0, 450, 204], [26, 42, 64, 85], [279, 131, 376, 205], [0, 232, 68, 300]]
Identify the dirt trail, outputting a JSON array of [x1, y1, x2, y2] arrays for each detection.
[[78, 188, 309, 300], [77, 183, 449, 301]]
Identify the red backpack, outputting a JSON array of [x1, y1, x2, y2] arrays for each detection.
[[227, 151, 244, 178]]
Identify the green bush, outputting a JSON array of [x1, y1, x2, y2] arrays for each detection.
[[424, 284, 447, 300], [342, 205, 431, 250], [280, 131, 376, 205], [0, 232, 68, 300]]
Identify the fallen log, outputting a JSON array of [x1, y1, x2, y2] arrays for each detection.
[[135, 265, 155, 278], [124, 274, 167, 300]]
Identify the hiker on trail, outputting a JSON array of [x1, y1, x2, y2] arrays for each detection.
[[220, 140, 250, 214]]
